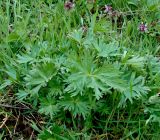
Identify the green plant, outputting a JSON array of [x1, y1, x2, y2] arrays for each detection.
[[0, 0, 160, 139]]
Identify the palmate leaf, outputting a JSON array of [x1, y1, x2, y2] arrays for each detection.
[[17, 43, 52, 64], [58, 95, 90, 119], [66, 51, 127, 100], [93, 41, 120, 57], [119, 73, 150, 107], [145, 94, 160, 125], [24, 62, 57, 87], [68, 29, 83, 44], [16, 85, 41, 101], [38, 96, 59, 119], [5, 64, 17, 80], [123, 56, 146, 70], [147, 55, 160, 73], [93, 64, 127, 91], [48, 77, 63, 96], [0, 80, 12, 90], [16, 90, 30, 101], [17, 54, 34, 63]]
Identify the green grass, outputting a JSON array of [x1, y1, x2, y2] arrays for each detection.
[[0, 0, 160, 139]]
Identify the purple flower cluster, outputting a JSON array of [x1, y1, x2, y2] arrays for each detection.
[[104, 5, 118, 17], [139, 23, 147, 32], [64, 2, 150, 33], [64, 1, 75, 10], [104, 5, 112, 13]]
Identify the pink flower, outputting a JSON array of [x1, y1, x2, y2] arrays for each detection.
[[104, 5, 112, 13], [64, 1, 75, 10], [139, 23, 147, 32]]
